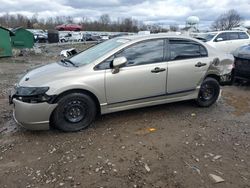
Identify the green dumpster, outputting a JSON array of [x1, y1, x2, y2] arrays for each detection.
[[0, 26, 14, 57], [11, 27, 34, 49]]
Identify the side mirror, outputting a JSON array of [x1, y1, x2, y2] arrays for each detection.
[[216, 37, 223, 42], [112, 57, 127, 74]]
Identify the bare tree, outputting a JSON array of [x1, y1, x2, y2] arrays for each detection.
[[211, 9, 243, 30], [169, 24, 179, 32], [99, 14, 111, 26]]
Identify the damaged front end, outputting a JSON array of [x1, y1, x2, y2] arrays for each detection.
[[9, 86, 54, 104], [9, 86, 57, 130]]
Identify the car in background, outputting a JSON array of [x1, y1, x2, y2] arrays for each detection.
[[34, 33, 48, 43], [232, 44, 250, 81], [10, 34, 234, 132], [82, 33, 102, 42], [60, 32, 83, 42], [200, 31, 250, 54], [56, 24, 82, 31], [100, 35, 109, 41]]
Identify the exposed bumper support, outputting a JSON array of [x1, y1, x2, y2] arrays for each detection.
[[220, 72, 232, 83]]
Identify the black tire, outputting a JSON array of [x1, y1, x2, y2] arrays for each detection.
[[52, 93, 96, 132], [196, 77, 220, 107]]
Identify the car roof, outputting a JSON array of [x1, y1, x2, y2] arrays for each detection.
[[116, 33, 201, 41], [207, 30, 247, 34]]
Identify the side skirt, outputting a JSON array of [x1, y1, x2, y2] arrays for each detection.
[[101, 89, 199, 114]]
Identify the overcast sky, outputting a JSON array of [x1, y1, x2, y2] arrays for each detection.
[[0, 0, 250, 29]]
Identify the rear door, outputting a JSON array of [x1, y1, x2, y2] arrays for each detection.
[[105, 39, 168, 104], [166, 39, 209, 93], [227, 32, 241, 52]]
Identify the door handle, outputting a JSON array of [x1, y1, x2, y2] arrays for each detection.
[[151, 67, 166, 73], [195, 62, 207, 67]]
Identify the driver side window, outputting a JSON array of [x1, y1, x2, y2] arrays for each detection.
[[215, 33, 227, 42], [95, 39, 164, 70], [115, 39, 164, 67]]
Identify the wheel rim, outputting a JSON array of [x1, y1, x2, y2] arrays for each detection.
[[199, 83, 215, 101], [63, 100, 86, 123]]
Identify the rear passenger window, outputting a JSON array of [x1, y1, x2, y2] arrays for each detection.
[[169, 40, 207, 61], [228, 32, 239, 40], [239, 32, 249, 39]]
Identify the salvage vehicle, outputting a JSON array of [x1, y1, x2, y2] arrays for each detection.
[[55, 24, 82, 31], [201, 31, 250, 54], [9, 34, 234, 132], [232, 44, 250, 81], [59, 32, 83, 43], [34, 33, 48, 43], [60, 48, 77, 58]]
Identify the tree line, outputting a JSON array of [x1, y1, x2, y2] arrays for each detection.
[[0, 13, 168, 33], [0, 9, 245, 32]]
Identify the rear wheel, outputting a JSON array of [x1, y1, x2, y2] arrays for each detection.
[[52, 93, 96, 132], [196, 77, 220, 107]]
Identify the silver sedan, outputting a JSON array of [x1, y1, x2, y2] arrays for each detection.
[[10, 34, 234, 132]]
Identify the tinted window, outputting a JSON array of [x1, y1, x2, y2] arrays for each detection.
[[239, 32, 249, 39], [200, 45, 207, 56], [169, 40, 207, 60], [116, 39, 164, 66], [215, 33, 227, 41], [228, 32, 239, 40]]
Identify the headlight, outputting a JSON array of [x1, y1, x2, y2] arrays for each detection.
[[16, 87, 49, 96], [13, 87, 52, 103]]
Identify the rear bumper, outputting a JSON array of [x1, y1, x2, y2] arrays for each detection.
[[13, 99, 57, 130]]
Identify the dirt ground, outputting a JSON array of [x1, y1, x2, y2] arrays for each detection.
[[0, 43, 249, 188]]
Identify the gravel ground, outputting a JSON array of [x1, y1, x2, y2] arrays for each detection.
[[0, 43, 249, 188]]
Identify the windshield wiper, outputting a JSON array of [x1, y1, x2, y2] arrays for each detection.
[[61, 59, 78, 67]]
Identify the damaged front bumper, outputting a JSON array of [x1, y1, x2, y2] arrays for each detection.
[[9, 86, 58, 130], [12, 99, 57, 130]]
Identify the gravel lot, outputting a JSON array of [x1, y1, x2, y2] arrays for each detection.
[[0, 43, 249, 188]]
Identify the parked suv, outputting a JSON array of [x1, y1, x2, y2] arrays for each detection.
[[204, 31, 250, 53], [9, 34, 234, 132]]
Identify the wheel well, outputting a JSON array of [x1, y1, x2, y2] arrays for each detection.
[[205, 74, 220, 83], [53, 89, 101, 115]]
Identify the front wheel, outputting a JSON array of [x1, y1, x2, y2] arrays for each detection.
[[196, 77, 220, 107], [51, 93, 96, 132]]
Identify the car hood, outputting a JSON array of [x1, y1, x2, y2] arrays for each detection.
[[18, 62, 76, 87]]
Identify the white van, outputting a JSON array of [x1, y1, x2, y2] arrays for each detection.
[[60, 32, 83, 42]]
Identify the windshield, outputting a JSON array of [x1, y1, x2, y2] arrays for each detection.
[[70, 38, 130, 66], [203, 33, 217, 42]]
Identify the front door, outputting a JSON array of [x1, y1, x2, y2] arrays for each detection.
[[105, 39, 167, 104], [167, 39, 209, 93]]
